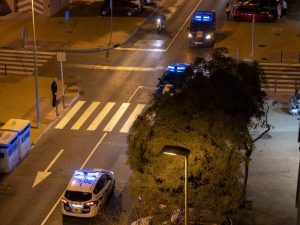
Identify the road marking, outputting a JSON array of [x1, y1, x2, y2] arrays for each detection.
[[87, 102, 115, 131], [115, 47, 166, 52], [116, 0, 203, 53], [120, 104, 145, 133], [103, 103, 130, 132], [55, 101, 85, 129], [65, 63, 157, 72], [40, 134, 107, 225], [128, 86, 144, 103], [71, 102, 100, 130], [166, 0, 203, 51], [32, 149, 64, 188]]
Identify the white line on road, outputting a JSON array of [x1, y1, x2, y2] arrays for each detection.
[[128, 86, 144, 103], [165, 0, 203, 52], [71, 102, 100, 130], [87, 102, 115, 131], [55, 101, 85, 129], [45, 149, 64, 172], [120, 104, 145, 133], [115, 47, 166, 52], [32, 149, 64, 188], [40, 133, 107, 225], [103, 103, 130, 132], [65, 63, 157, 72]]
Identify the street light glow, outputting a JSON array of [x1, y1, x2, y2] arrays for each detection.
[[163, 152, 177, 156]]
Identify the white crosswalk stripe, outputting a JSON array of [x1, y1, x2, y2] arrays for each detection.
[[55, 101, 85, 129], [120, 104, 145, 133], [87, 102, 115, 131], [0, 49, 55, 75], [103, 103, 130, 132], [54, 101, 146, 133], [71, 102, 100, 130]]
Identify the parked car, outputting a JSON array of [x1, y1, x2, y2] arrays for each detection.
[[100, 0, 141, 16], [231, 4, 276, 22]]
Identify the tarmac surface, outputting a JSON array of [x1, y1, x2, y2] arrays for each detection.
[[1, 0, 300, 224]]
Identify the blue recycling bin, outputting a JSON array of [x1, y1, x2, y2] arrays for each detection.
[[1, 119, 31, 160], [0, 131, 19, 173]]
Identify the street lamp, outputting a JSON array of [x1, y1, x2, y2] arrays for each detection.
[[161, 145, 190, 225], [31, 0, 40, 128]]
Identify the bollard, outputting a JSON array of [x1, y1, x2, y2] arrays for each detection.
[[56, 99, 60, 117], [280, 50, 283, 63]]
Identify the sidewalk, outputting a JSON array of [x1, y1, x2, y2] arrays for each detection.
[[233, 92, 299, 225], [215, 1, 300, 63], [0, 0, 152, 51]]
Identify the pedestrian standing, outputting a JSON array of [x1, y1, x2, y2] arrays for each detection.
[[225, 3, 232, 21], [277, 1, 282, 19], [282, 0, 287, 17], [51, 78, 57, 107]]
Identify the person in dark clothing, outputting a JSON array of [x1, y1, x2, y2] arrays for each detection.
[[51, 78, 57, 107], [225, 3, 232, 21]]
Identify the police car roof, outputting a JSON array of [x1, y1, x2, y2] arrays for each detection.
[[66, 169, 106, 193], [166, 63, 190, 73], [192, 11, 215, 22]]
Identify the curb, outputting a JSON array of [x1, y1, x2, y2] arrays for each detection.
[[31, 92, 79, 147]]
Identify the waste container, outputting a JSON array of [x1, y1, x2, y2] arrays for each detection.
[[0, 131, 19, 173], [1, 119, 31, 160]]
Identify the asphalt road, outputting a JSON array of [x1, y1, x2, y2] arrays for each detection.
[[0, 0, 227, 224]]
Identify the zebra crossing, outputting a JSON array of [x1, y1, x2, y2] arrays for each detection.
[[55, 101, 146, 133], [0, 49, 56, 75]]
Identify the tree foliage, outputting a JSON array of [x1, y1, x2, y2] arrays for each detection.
[[127, 50, 266, 220]]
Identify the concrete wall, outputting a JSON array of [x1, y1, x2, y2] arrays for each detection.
[[45, 0, 68, 16]]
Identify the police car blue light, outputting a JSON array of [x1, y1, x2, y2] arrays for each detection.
[[192, 12, 214, 22]]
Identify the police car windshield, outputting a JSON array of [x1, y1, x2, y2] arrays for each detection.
[[162, 72, 185, 84], [190, 21, 214, 31], [65, 190, 92, 202]]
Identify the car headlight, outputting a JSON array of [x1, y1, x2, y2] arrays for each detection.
[[188, 33, 192, 38], [205, 34, 212, 40]]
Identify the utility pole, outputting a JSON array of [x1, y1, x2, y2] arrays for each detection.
[[31, 0, 40, 128]]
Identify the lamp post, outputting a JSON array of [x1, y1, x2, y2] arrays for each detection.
[[31, 0, 40, 128], [162, 145, 190, 225]]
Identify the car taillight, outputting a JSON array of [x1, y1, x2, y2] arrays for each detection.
[[61, 198, 68, 204], [85, 201, 98, 207]]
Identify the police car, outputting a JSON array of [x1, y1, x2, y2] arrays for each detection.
[[188, 11, 216, 47], [156, 63, 194, 95], [61, 169, 115, 218]]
